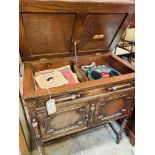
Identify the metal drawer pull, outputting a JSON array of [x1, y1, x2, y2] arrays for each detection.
[[35, 94, 81, 111], [56, 94, 81, 102], [108, 83, 131, 91]]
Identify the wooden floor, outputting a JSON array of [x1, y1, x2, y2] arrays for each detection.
[[32, 122, 135, 155]]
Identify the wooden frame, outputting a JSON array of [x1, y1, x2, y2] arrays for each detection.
[[23, 53, 134, 100]]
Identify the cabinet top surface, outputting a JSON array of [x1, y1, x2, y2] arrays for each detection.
[[20, 0, 134, 3], [19, 0, 135, 61]]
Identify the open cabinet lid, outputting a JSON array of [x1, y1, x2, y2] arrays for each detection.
[[19, 0, 135, 62]]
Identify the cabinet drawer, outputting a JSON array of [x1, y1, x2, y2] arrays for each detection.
[[34, 81, 134, 110], [54, 81, 133, 101], [77, 82, 134, 99]]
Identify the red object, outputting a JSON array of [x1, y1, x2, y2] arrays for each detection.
[[60, 68, 77, 84], [100, 72, 110, 78]]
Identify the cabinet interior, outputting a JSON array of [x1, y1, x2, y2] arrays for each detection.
[[30, 54, 134, 91]]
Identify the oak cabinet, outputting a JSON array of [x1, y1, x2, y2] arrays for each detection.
[[20, 0, 135, 154]]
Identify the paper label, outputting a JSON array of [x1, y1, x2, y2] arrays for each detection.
[[46, 99, 56, 115], [34, 70, 69, 89]]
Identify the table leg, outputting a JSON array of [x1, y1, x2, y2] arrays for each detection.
[[116, 118, 128, 144], [32, 119, 46, 155]]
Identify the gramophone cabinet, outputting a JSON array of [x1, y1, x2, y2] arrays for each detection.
[[20, 0, 135, 154]]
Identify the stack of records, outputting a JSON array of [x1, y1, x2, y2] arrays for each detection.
[[34, 65, 79, 89]]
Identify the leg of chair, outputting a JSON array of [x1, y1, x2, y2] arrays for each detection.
[[116, 118, 128, 144]]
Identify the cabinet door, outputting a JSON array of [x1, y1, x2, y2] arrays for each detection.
[[95, 92, 134, 125], [36, 101, 90, 141]]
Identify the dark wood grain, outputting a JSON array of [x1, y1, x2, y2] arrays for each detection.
[[20, 0, 135, 13], [20, 0, 135, 61], [19, 15, 31, 57], [79, 13, 126, 53], [23, 63, 35, 98], [126, 106, 135, 146], [20, 12, 133, 60], [22, 13, 75, 56], [108, 53, 135, 73]]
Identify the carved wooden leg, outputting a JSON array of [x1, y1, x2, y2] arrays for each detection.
[[32, 119, 45, 155], [37, 142, 45, 155], [116, 118, 128, 144]]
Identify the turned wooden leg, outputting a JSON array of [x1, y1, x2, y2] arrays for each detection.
[[116, 118, 128, 144], [37, 143, 45, 155], [32, 119, 45, 155]]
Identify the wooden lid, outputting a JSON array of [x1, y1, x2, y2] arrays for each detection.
[[19, 0, 135, 61]]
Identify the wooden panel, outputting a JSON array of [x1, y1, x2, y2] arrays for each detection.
[[19, 0, 135, 61], [20, 0, 135, 13], [19, 15, 30, 57], [44, 107, 86, 132], [100, 95, 128, 116], [21, 13, 75, 57], [108, 53, 135, 74], [23, 63, 35, 98], [95, 91, 134, 125], [78, 14, 126, 53], [36, 102, 89, 140]]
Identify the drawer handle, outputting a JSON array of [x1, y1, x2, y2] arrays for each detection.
[[35, 94, 81, 112], [56, 94, 81, 102], [108, 83, 131, 91]]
